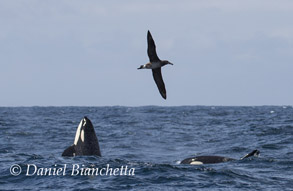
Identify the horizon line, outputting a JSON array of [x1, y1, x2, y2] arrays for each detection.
[[0, 104, 291, 108]]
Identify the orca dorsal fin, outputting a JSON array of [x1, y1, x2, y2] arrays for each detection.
[[62, 145, 76, 157], [240, 150, 260, 160]]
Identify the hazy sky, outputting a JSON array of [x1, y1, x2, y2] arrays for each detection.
[[1, 0, 293, 106]]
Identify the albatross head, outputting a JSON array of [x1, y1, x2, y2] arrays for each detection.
[[161, 60, 173, 66]]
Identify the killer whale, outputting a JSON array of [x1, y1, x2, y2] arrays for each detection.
[[181, 150, 260, 165], [62, 117, 101, 157]]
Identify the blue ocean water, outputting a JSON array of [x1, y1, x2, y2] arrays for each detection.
[[0, 106, 292, 190]]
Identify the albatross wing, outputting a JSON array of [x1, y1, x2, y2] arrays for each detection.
[[152, 68, 166, 99], [147, 30, 160, 62]]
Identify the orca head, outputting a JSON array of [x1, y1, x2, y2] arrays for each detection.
[[62, 117, 101, 157], [73, 116, 95, 144]]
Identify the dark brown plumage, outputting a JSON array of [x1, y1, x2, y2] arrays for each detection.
[[147, 30, 160, 62], [146, 30, 172, 99], [152, 68, 166, 99]]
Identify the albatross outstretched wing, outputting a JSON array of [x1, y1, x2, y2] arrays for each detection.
[[152, 68, 166, 99], [147, 30, 160, 62]]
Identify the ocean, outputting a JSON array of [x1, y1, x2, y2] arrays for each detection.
[[0, 106, 292, 190]]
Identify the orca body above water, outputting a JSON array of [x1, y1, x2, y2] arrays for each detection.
[[181, 150, 260, 165], [62, 117, 101, 157]]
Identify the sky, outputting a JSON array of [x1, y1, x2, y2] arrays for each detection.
[[1, 0, 293, 106]]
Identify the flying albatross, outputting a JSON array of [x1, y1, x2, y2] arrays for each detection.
[[137, 30, 173, 99]]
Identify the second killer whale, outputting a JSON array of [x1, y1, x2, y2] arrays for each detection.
[[181, 150, 260, 165]]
